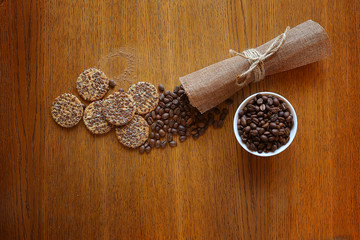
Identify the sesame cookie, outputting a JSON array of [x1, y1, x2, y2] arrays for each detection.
[[51, 93, 84, 128], [83, 100, 112, 134], [128, 82, 159, 115], [116, 115, 149, 148], [102, 91, 136, 126], [76, 68, 109, 101]]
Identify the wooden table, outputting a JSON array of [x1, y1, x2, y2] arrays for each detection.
[[1, 0, 359, 239]]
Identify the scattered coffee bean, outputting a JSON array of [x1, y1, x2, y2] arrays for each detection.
[[149, 139, 155, 147], [142, 84, 233, 152], [109, 79, 116, 88], [225, 98, 233, 104], [139, 145, 145, 154], [158, 84, 165, 92], [169, 141, 177, 147], [159, 129, 166, 137], [156, 140, 161, 148]]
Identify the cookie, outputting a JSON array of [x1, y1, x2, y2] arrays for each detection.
[[83, 100, 112, 134], [76, 68, 109, 101], [102, 91, 136, 126], [51, 93, 84, 128], [116, 115, 149, 148], [128, 82, 159, 115]]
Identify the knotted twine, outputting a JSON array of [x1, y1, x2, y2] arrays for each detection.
[[229, 26, 290, 88]]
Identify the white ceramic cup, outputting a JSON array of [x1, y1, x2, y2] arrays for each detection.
[[233, 92, 298, 157]]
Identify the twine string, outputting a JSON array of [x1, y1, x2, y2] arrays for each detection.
[[229, 26, 290, 88]]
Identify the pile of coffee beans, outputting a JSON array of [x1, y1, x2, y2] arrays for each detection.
[[139, 84, 231, 154], [237, 94, 294, 153]]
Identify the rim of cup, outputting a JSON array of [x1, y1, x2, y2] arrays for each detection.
[[233, 92, 298, 157]]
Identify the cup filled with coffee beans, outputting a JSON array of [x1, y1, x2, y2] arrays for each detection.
[[233, 92, 297, 157]]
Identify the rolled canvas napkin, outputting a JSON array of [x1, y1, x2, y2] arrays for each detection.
[[180, 20, 332, 113]]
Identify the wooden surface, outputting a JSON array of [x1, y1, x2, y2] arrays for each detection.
[[1, 0, 359, 239]]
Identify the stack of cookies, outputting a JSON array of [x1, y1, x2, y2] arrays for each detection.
[[51, 68, 159, 148]]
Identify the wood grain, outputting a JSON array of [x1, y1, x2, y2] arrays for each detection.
[[0, 0, 359, 239]]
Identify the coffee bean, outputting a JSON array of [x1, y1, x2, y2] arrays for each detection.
[[260, 135, 268, 142], [271, 129, 279, 136], [169, 141, 177, 147], [145, 146, 151, 153], [192, 134, 199, 140], [186, 118, 193, 126], [153, 133, 159, 139], [260, 104, 266, 111], [220, 112, 227, 121], [139, 146, 145, 154], [178, 125, 186, 131], [285, 128, 291, 136], [155, 140, 161, 148], [214, 107, 221, 114], [225, 98, 233, 104], [180, 136, 187, 142], [218, 120, 224, 128], [159, 129, 166, 137], [180, 118, 186, 126], [267, 98, 273, 105], [158, 84, 165, 92], [283, 111, 290, 118], [240, 116, 247, 126], [286, 115, 293, 122], [271, 144, 278, 151], [162, 113, 170, 119], [159, 93, 164, 101], [167, 133, 173, 142], [270, 122, 277, 129], [257, 98, 263, 105], [150, 132, 155, 138], [160, 140, 167, 148], [149, 139, 155, 147], [273, 97, 279, 106]]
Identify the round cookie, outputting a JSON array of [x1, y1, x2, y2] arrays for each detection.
[[128, 82, 159, 115], [76, 68, 109, 101], [51, 93, 84, 128], [102, 91, 136, 126], [116, 115, 149, 148], [83, 100, 112, 134]]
